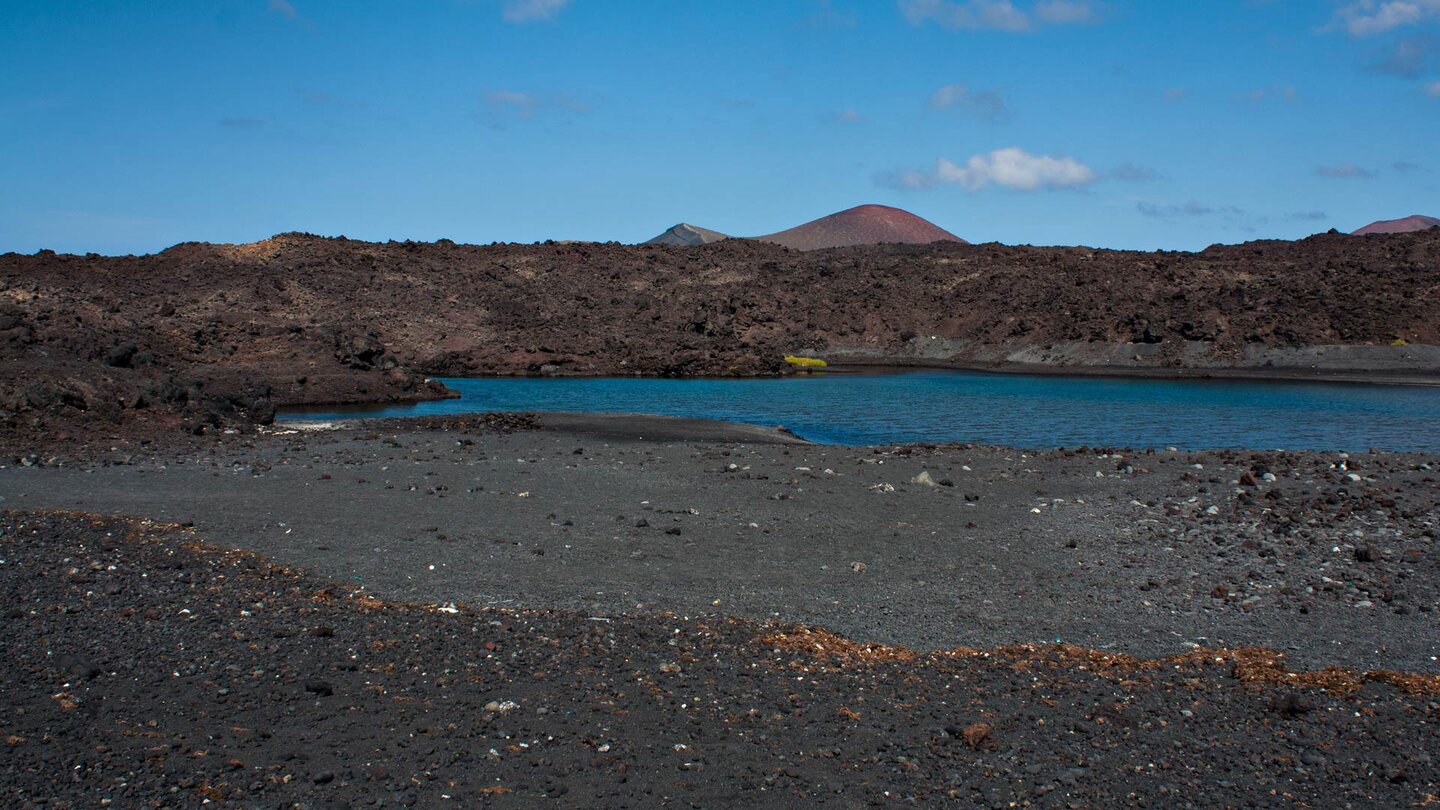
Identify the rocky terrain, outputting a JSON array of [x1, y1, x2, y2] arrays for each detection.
[[4, 422, 1440, 807], [6, 418, 1437, 671], [2, 228, 1439, 452]]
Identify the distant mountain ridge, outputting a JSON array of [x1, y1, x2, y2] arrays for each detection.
[[757, 204, 965, 250], [642, 204, 964, 250], [644, 223, 730, 247], [1353, 215, 1440, 235]]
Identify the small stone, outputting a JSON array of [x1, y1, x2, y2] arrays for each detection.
[[1270, 693, 1313, 716], [958, 723, 994, 750]]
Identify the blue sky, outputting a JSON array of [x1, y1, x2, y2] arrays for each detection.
[[1, 0, 1437, 253]]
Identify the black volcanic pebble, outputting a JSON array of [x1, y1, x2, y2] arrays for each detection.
[[304, 679, 334, 696]]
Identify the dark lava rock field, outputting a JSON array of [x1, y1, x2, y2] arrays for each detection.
[[3, 229, 1439, 453]]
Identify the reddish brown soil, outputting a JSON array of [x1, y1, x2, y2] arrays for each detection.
[[757, 204, 966, 249], [2, 228, 1439, 450], [1352, 214, 1440, 235]]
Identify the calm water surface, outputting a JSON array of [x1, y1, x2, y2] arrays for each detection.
[[285, 370, 1440, 452]]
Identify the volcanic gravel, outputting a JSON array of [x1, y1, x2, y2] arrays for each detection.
[[4, 510, 1440, 808], [4, 421, 1438, 672]]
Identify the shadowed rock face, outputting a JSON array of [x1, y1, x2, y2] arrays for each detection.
[[643, 223, 730, 246], [1353, 215, 1440, 235], [757, 204, 966, 250]]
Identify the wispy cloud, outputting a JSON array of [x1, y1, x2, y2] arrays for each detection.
[[1163, 87, 1187, 102], [1137, 201, 1243, 219], [219, 117, 265, 129], [928, 83, 1008, 120], [1428, 80, 1440, 96], [1330, 0, 1440, 36], [805, 0, 857, 29], [485, 90, 539, 118], [1243, 85, 1299, 103], [830, 107, 866, 123], [502, 0, 571, 23], [1315, 162, 1374, 178], [898, 0, 1103, 31], [553, 93, 589, 113], [884, 147, 1097, 191], [1288, 210, 1329, 221], [1136, 201, 1265, 231], [1368, 34, 1438, 77], [1111, 162, 1159, 182], [1034, 0, 1102, 24], [267, 0, 298, 19], [483, 90, 588, 120], [298, 89, 368, 109]]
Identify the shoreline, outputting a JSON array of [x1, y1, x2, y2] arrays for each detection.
[[278, 412, 812, 445], [821, 356, 1440, 387]]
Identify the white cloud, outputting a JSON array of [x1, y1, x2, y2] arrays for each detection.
[[890, 147, 1097, 191], [1428, 80, 1440, 96], [1331, 0, 1440, 36], [832, 107, 865, 123], [928, 83, 1008, 119], [899, 0, 1102, 31], [502, 0, 572, 23], [267, 0, 298, 19]]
